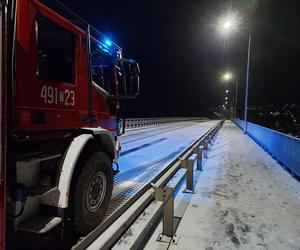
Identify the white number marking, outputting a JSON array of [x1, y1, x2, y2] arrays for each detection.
[[59, 91, 64, 103], [40, 85, 75, 106], [70, 91, 75, 106], [47, 86, 54, 104], [40, 85, 47, 103]]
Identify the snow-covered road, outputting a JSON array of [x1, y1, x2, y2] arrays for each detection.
[[105, 120, 218, 215], [114, 120, 218, 192], [119, 120, 217, 171], [165, 121, 300, 250]]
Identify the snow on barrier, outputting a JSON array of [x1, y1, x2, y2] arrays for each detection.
[[120, 117, 209, 130], [233, 119, 300, 178]]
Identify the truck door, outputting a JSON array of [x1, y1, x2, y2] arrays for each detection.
[[14, 0, 89, 134]]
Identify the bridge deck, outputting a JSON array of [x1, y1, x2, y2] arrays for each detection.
[[147, 121, 300, 250]]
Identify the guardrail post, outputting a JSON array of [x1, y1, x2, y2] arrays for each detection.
[[163, 189, 174, 237], [210, 133, 215, 143], [193, 147, 203, 171], [153, 168, 187, 241], [208, 135, 213, 144], [181, 156, 196, 191], [198, 146, 204, 170], [203, 140, 209, 158], [154, 187, 174, 238], [214, 131, 218, 140], [213, 128, 218, 140], [213, 130, 218, 141]]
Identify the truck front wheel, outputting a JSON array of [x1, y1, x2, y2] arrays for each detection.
[[69, 151, 113, 235]]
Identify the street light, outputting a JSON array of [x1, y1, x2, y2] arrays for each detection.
[[221, 71, 234, 118], [222, 72, 233, 82], [219, 15, 251, 134], [218, 15, 238, 36], [221, 71, 239, 119], [223, 20, 232, 30]]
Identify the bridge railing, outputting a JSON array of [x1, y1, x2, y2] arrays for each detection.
[[120, 117, 209, 130], [233, 119, 300, 178]]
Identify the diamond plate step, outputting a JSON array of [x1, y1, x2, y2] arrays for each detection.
[[18, 216, 62, 234]]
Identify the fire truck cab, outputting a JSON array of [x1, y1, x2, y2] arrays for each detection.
[[0, 0, 140, 247]]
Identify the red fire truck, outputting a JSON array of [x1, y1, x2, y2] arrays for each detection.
[[0, 0, 139, 248]]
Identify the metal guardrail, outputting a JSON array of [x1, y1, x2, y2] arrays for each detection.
[[122, 118, 159, 129], [73, 119, 224, 249], [233, 119, 300, 178], [121, 117, 209, 130]]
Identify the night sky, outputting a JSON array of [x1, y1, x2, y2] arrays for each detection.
[[60, 0, 300, 118]]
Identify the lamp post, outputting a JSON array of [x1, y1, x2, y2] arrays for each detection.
[[243, 33, 251, 133], [219, 16, 251, 134], [234, 79, 239, 118]]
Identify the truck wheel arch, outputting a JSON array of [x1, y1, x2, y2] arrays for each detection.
[[41, 128, 116, 208], [91, 131, 116, 160]]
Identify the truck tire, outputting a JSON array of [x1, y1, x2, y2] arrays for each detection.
[[69, 151, 113, 235]]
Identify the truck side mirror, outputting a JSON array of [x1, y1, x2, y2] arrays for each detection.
[[118, 60, 140, 99], [129, 62, 140, 76], [127, 62, 140, 98], [128, 74, 140, 98], [92, 66, 103, 76]]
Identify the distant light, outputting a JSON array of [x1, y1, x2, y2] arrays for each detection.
[[225, 102, 228, 105], [223, 20, 232, 30], [105, 39, 112, 46], [222, 72, 233, 81], [226, 90, 229, 93], [225, 97, 228, 100], [218, 14, 238, 35]]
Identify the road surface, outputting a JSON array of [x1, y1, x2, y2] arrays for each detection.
[[106, 120, 219, 215]]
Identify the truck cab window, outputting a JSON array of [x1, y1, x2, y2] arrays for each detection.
[[36, 14, 75, 84], [91, 41, 116, 95]]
